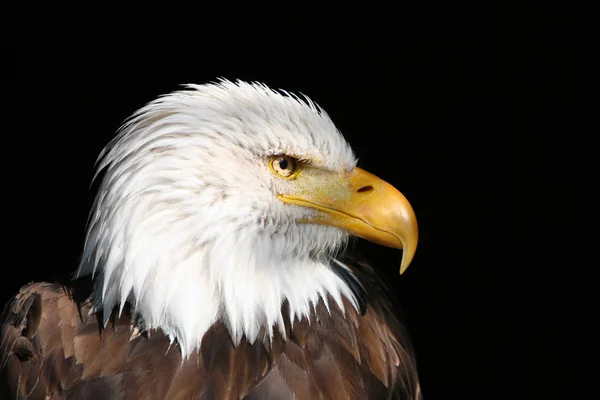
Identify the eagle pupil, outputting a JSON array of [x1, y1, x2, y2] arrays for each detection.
[[279, 158, 289, 170]]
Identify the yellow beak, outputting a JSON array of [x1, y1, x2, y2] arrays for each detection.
[[278, 167, 418, 274]]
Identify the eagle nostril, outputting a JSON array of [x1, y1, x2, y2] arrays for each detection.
[[357, 186, 374, 194]]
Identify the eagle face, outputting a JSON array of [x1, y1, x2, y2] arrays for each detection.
[[77, 80, 417, 357]]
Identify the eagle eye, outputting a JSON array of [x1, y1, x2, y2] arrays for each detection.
[[269, 155, 298, 179]]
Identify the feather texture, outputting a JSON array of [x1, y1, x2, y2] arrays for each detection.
[[76, 80, 359, 356], [1, 258, 422, 399]]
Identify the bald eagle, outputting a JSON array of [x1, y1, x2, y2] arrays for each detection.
[[1, 80, 422, 399]]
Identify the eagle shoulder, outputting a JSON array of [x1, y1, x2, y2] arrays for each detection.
[[0, 282, 272, 399], [0, 282, 129, 399], [0, 259, 422, 400]]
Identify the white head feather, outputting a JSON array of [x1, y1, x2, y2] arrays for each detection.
[[77, 79, 359, 357]]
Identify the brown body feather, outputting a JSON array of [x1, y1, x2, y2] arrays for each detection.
[[1, 259, 421, 400]]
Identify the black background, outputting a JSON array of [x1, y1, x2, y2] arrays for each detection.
[[2, 22, 582, 400]]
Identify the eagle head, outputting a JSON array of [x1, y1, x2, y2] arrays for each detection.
[[77, 80, 418, 357]]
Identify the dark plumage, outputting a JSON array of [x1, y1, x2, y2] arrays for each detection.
[[1, 258, 421, 399]]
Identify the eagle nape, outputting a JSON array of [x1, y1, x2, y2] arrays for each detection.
[[1, 79, 423, 400]]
